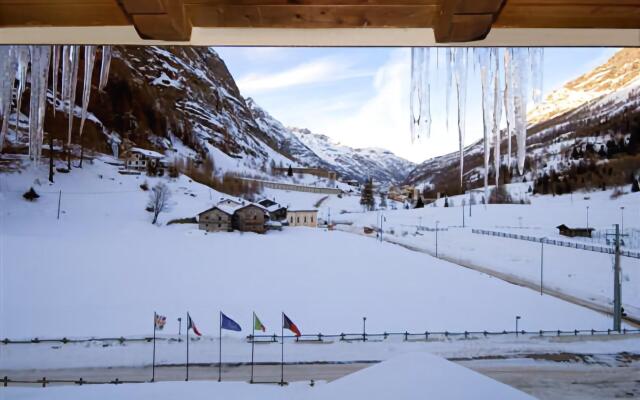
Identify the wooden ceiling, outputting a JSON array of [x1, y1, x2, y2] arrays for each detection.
[[0, 0, 639, 43]]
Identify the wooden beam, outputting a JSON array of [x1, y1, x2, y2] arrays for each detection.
[[496, 3, 640, 29], [186, 4, 437, 28], [118, 0, 193, 41], [433, 0, 505, 43], [0, 1, 129, 27]]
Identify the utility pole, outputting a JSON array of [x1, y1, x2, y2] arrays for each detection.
[[435, 220, 439, 258], [57, 190, 62, 220], [606, 224, 626, 332], [462, 201, 465, 228], [586, 206, 589, 229], [540, 239, 544, 296], [613, 224, 622, 332]]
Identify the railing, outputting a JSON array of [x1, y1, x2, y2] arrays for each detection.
[[3, 329, 639, 387], [472, 228, 640, 259], [3, 328, 638, 346]]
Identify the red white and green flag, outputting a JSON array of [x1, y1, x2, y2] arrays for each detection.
[[253, 312, 266, 332]]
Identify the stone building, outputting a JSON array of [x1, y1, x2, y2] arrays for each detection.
[[287, 209, 318, 228]]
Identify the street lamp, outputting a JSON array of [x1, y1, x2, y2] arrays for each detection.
[[177, 317, 182, 338], [621, 206, 625, 233], [362, 317, 367, 342], [515, 316, 521, 337]]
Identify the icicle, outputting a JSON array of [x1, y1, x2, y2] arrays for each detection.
[[0, 46, 18, 152], [79, 45, 97, 136], [99, 45, 112, 91], [452, 48, 468, 188], [444, 48, 452, 136], [28, 45, 51, 163], [410, 48, 431, 142], [492, 48, 503, 188], [62, 45, 80, 145], [14, 46, 30, 137], [503, 49, 515, 173], [51, 45, 60, 116], [530, 48, 544, 104], [477, 48, 494, 201], [512, 48, 529, 175]]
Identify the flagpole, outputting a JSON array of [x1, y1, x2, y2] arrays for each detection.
[[186, 312, 190, 382], [218, 311, 222, 382], [280, 312, 284, 385], [152, 312, 156, 382], [250, 312, 255, 384]]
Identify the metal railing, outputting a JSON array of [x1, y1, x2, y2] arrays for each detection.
[[472, 228, 640, 259]]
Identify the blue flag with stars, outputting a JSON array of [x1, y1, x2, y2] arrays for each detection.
[[220, 312, 242, 332]]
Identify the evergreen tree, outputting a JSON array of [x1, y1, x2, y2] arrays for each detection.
[[360, 178, 375, 211], [287, 165, 293, 177], [414, 196, 424, 208]]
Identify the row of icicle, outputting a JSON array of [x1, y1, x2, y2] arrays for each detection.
[[0, 45, 112, 163], [410, 47, 544, 199]]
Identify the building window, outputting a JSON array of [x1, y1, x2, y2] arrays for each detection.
[[290, 217, 293, 223], [218, 216, 222, 221], [311, 216, 314, 223], [218, 224, 221, 228], [297, 217, 300, 223], [304, 216, 307, 223]]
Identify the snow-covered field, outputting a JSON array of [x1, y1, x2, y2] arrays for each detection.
[[0, 157, 637, 374], [335, 187, 640, 319]]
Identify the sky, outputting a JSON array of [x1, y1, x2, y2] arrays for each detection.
[[214, 47, 619, 163]]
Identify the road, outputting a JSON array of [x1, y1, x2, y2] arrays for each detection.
[[3, 353, 639, 399]]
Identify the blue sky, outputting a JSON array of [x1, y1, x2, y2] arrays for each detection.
[[214, 47, 618, 163]]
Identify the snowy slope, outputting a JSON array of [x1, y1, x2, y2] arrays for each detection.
[[528, 49, 640, 125], [405, 48, 640, 191]]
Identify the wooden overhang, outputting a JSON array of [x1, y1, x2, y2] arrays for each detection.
[[0, 0, 639, 44]]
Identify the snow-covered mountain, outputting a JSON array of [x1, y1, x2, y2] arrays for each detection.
[[528, 49, 640, 125], [405, 48, 640, 194], [288, 127, 415, 184], [14, 46, 413, 185], [247, 99, 414, 184]]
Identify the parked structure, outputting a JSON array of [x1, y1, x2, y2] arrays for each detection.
[[288, 209, 318, 228], [556, 224, 595, 238], [123, 147, 164, 171]]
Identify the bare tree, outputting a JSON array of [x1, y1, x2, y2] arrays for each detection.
[[147, 182, 171, 224]]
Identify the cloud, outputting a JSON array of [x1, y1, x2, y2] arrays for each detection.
[[237, 56, 372, 93], [301, 49, 481, 163]]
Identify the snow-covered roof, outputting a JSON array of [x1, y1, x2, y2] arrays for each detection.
[[266, 203, 286, 212], [130, 147, 165, 159], [200, 198, 270, 216], [288, 208, 318, 213]]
